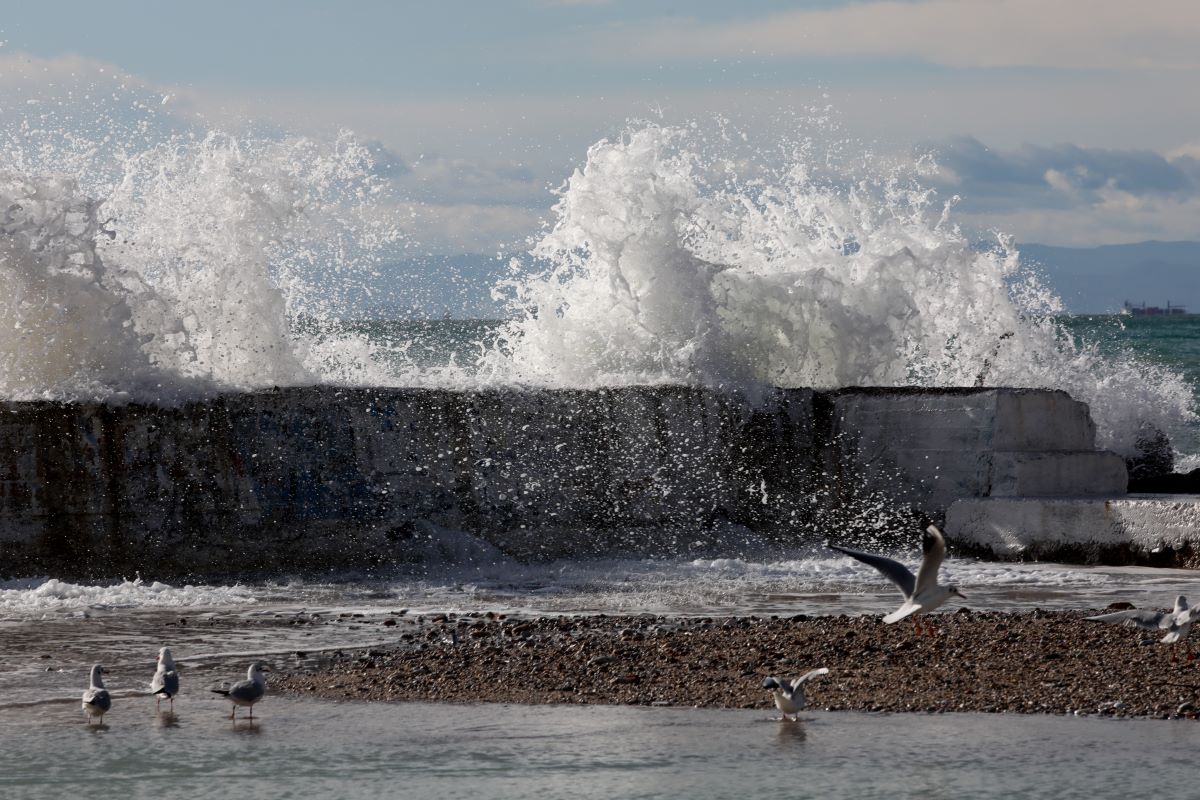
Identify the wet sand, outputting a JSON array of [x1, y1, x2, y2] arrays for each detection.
[[273, 608, 1200, 719]]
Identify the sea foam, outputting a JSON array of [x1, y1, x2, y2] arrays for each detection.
[[0, 577, 257, 615], [486, 125, 1196, 457]]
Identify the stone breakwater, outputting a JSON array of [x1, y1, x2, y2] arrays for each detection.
[[0, 386, 1126, 579], [273, 610, 1200, 719]]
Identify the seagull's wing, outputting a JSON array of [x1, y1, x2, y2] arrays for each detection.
[[791, 668, 829, 689], [83, 688, 112, 711], [228, 679, 265, 703], [159, 671, 179, 696], [1085, 609, 1170, 630], [914, 526, 947, 597], [151, 670, 165, 694], [830, 544, 915, 599], [882, 600, 922, 624], [1162, 624, 1190, 644]]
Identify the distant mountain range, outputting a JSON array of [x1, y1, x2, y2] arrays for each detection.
[[353, 241, 1200, 319], [1020, 241, 1200, 314]]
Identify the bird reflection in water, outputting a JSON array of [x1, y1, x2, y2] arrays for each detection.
[[776, 718, 807, 745]]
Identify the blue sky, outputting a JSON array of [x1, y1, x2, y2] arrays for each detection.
[[2, 0, 1200, 254]]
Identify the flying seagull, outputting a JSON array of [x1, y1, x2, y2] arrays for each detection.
[[82, 664, 112, 725], [212, 662, 268, 720], [1086, 595, 1200, 661], [830, 525, 965, 635], [762, 668, 829, 721], [151, 647, 180, 710]]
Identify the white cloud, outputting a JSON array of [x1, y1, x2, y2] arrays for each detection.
[[1043, 168, 1080, 196], [0, 50, 132, 86], [612, 0, 1200, 71], [1168, 142, 1200, 160], [2, 47, 1197, 254], [380, 201, 547, 255], [959, 194, 1200, 246]]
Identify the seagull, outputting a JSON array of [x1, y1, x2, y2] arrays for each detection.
[[762, 668, 829, 721], [1086, 596, 1200, 661], [82, 664, 112, 725], [151, 647, 180, 710], [830, 525, 965, 635], [212, 662, 268, 720]]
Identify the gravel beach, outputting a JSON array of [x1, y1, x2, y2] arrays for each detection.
[[273, 608, 1200, 719]]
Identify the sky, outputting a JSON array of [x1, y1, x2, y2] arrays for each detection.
[[2, 0, 1200, 256]]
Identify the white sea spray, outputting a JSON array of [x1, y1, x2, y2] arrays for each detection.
[[0, 98, 1192, 458], [486, 125, 1196, 456]]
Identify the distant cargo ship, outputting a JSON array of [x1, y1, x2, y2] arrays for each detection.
[[1121, 300, 1189, 316]]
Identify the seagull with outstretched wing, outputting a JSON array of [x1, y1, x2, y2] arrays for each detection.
[[762, 668, 829, 721], [1086, 595, 1200, 661], [830, 525, 965, 635]]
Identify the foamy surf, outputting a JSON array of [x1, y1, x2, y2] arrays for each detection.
[[0, 577, 258, 615], [486, 125, 1196, 458], [0, 556, 1163, 620]]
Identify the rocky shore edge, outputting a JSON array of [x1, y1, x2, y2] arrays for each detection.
[[273, 609, 1200, 719]]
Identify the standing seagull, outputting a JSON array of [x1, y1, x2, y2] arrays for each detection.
[[762, 668, 829, 721], [212, 662, 268, 721], [82, 664, 112, 725], [1086, 596, 1200, 661], [151, 647, 180, 710], [830, 525, 965, 635]]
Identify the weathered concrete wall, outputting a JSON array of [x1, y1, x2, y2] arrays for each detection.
[[0, 386, 1126, 578], [946, 495, 1200, 567], [824, 388, 1126, 513]]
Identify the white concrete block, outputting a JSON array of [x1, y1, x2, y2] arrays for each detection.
[[945, 495, 1200, 564]]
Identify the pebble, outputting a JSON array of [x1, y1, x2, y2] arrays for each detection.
[[269, 610, 1200, 719]]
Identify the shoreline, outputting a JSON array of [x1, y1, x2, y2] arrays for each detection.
[[273, 609, 1200, 719]]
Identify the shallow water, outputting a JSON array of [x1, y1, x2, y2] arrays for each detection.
[[3, 558, 1198, 797], [3, 555, 1199, 709], [1, 699, 1196, 799]]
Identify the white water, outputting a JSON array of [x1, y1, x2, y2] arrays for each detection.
[[485, 126, 1196, 457], [0, 98, 1194, 457], [0, 126, 404, 399], [3, 555, 1196, 620], [0, 577, 258, 614]]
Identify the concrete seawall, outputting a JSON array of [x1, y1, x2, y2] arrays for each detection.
[[0, 386, 1128, 579]]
